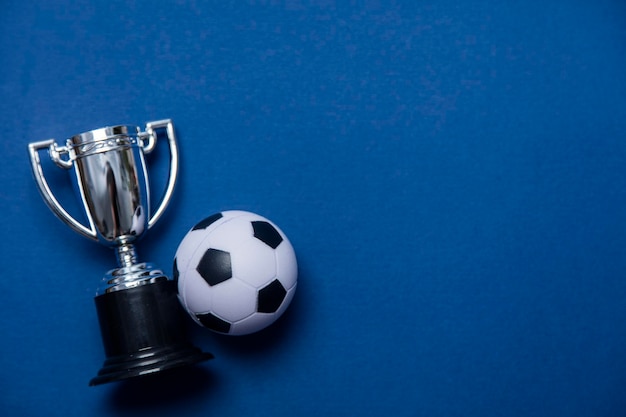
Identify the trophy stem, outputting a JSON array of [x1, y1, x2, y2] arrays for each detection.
[[115, 243, 138, 268]]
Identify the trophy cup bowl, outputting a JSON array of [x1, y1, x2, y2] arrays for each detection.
[[28, 120, 212, 385]]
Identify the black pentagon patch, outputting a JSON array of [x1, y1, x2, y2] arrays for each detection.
[[258, 279, 287, 313], [252, 221, 283, 249], [172, 258, 179, 283], [192, 212, 223, 231], [196, 312, 231, 333], [196, 248, 232, 286]]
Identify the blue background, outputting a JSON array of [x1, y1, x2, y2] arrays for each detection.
[[1, 1, 626, 416]]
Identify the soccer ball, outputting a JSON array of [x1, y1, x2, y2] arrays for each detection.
[[174, 210, 297, 335]]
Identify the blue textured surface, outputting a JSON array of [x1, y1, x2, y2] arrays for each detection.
[[1, 1, 626, 416]]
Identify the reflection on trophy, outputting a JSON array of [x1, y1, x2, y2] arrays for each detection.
[[28, 120, 212, 385]]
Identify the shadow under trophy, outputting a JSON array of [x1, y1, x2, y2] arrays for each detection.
[[28, 120, 212, 385]]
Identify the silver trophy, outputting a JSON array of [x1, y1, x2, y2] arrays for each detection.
[[28, 120, 212, 385]]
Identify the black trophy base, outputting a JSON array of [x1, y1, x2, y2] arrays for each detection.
[[90, 280, 213, 386]]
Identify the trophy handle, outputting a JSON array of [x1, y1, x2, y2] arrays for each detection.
[[28, 139, 98, 241], [143, 119, 179, 229]]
